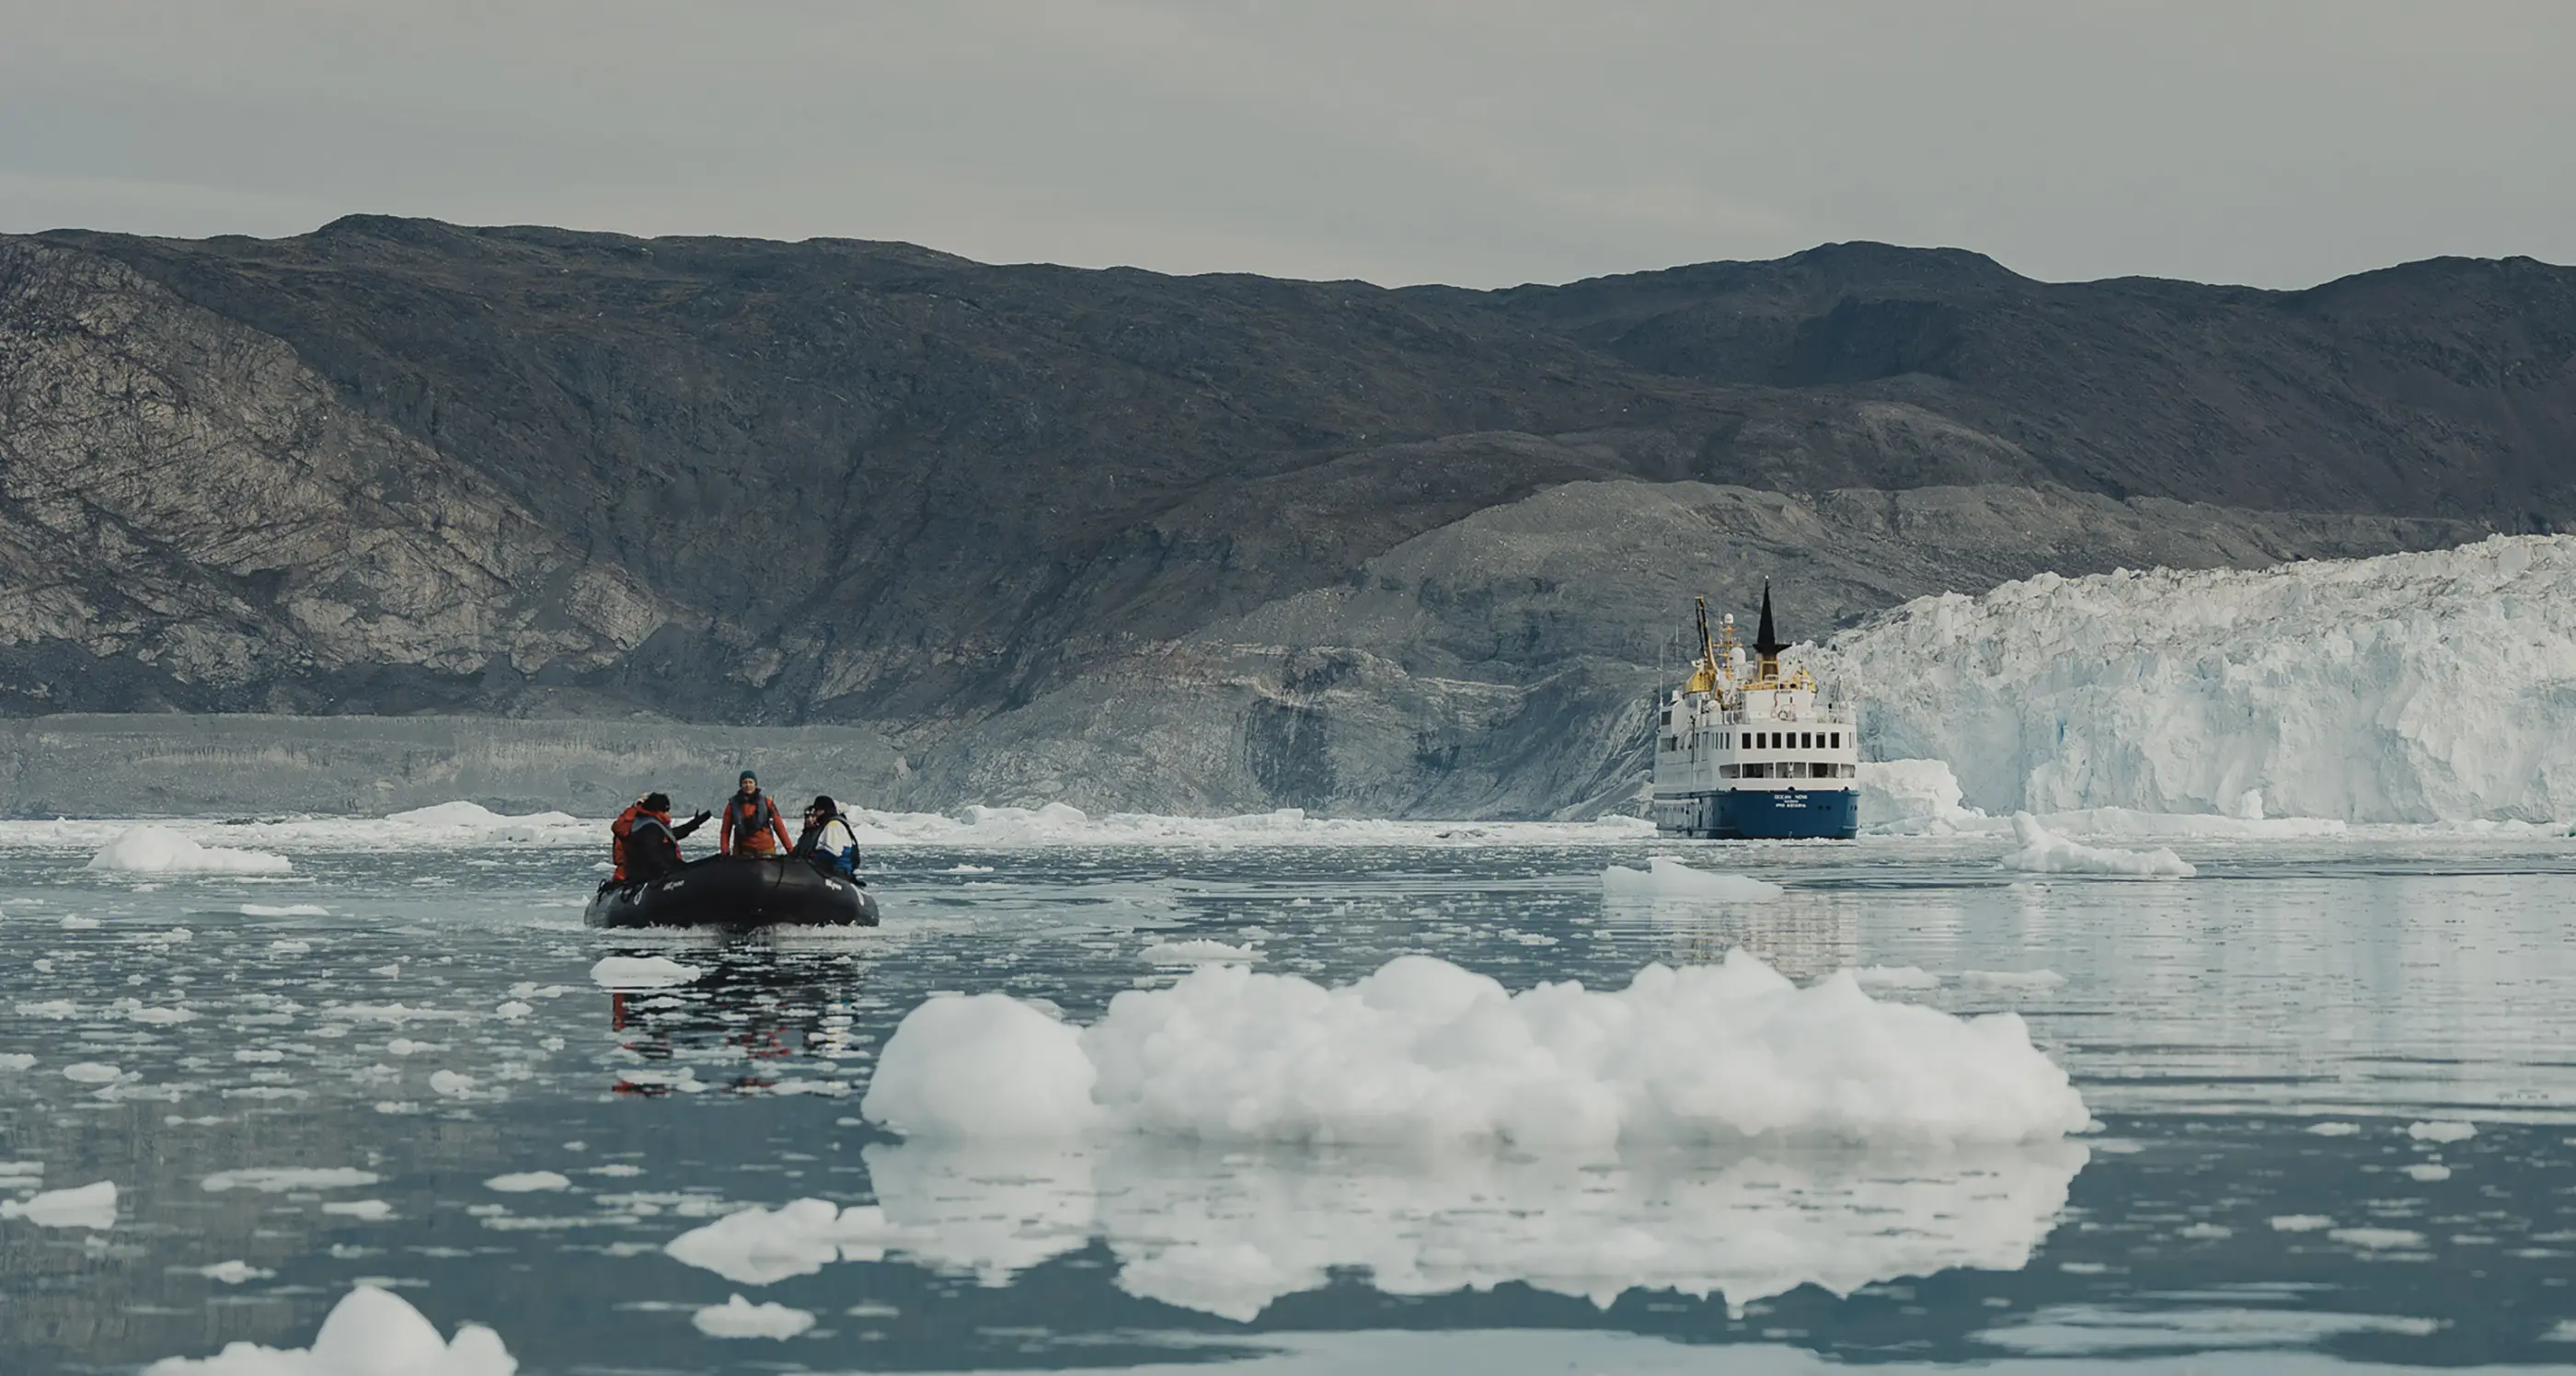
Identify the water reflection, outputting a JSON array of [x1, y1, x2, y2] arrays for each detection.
[[809, 1138, 2089, 1321]]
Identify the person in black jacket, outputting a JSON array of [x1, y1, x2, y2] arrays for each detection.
[[622, 792, 710, 884]]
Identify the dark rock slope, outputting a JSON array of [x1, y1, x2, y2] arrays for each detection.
[[2, 219, 2560, 814]]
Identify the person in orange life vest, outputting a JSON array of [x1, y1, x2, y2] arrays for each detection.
[[719, 771, 793, 856], [613, 791, 710, 883]]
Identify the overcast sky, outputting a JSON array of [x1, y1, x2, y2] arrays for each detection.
[[4, 1, 2569, 289]]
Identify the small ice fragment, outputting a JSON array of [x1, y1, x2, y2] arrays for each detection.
[[483, 1172, 569, 1193], [665, 1199, 909, 1284], [590, 956, 701, 990], [240, 904, 331, 917], [0, 1054, 34, 1072], [692, 1294, 816, 1340], [2000, 812, 2194, 878], [140, 1285, 512, 1374], [270, 940, 311, 954], [0, 1180, 116, 1229], [945, 864, 995, 874], [2329, 1226, 2425, 1250], [591, 1164, 643, 1177], [61, 916, 100, 929], [127, 1005, 199, 1025], [2269, 1214, 2336, 1232], [63, 1062, 123, 1084], [202, 1168, 380, 1193], [493, 1002, 534, 1020], [2403, 1163, 2453, 1182], [429, 1071, 475, 1097], [2306, 1121, 2362, 1136], [1849, 966, 1938, 989], [198, 1260, 274, 1284], [1600, 857, 1784, 902], [1140, 939, 1260, 965], [1962, 969, 2067, 991], [234, 1049, 286, 1063], [321, 1199, 394, 1221], [2407, 1119, 2476, 1143], [86, 826, 291, 876], [16, 1000, 76, 1019], [0, 1161, 40, 1176], [2178, 1222, 2233, 1239]]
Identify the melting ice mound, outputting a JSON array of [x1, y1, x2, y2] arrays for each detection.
[[1821, 535, 2576, 822], [143, 1285, 514, 1375], [861, 954, 2089, 1147], [86, 827, 291, 876], [2001, 812, 2195, 879]]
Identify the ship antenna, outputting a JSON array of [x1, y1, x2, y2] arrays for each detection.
[[1694, 596, 1715, 672]]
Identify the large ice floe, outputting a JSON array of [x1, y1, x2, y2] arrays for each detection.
[[1819, 535, 2576, 822], [1999, 812, 2195, 879], [1599, 857, 1784, 903], [862, 953, 2088, 1148], [85, 826, 290, 876], [144, 1285, 514, 1375]]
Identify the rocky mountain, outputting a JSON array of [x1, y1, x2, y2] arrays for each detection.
[[1, 218, 2562, 815]]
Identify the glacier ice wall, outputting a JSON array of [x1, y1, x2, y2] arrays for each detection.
[[1817, 535, 2576, 823]]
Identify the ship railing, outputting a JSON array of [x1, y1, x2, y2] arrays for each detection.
[[1717, 706, 1856, 725]]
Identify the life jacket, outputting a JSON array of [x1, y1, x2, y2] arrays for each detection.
[[611, 802, 645, 882], [726, 791, 785, 854], [794, 814, 859, 876]]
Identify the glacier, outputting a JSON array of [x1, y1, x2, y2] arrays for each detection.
[[1820, 535, 2576, 823]]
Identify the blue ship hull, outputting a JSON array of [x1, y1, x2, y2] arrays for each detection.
[[1656, 786, 1859, 840]]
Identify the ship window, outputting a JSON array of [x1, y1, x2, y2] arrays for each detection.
[[1743, 763, 1768, 778], [1830, 731, 1840, 748], [1800, 731, 1811, 749], [1720, 764, 1739, 779]]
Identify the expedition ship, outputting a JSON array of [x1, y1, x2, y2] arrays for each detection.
[[1651, 583, 1859, 840]]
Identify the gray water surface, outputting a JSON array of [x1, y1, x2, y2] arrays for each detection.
[[4, 829, 2573, 1371]]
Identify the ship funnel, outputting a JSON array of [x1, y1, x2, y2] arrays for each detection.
[[1754, 580, 1785, 681]]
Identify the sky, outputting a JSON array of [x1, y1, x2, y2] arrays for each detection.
[[3, 1, 2570, 290]]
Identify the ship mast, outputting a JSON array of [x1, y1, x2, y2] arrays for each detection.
[[1753, 579, 1785, 684]]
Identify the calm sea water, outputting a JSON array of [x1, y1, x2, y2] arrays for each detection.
[[4, 827, 2574, 1372]]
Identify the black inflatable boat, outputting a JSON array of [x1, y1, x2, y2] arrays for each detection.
[[585, 855, 881, 930]]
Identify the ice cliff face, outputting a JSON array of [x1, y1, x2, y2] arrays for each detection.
[[1823, 536, 2576, 822]]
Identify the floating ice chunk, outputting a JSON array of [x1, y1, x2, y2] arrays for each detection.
[[203, 1168, 380, 1193], [17, 1000, 76, 1018], [945, 864, 995, 874], [63, 1061, 123, 1084], [2330, 1226, 2426, 1250], [483, 1172, 569, 1194], [198, 1260, 275, 1284], [2402, 1163, 2453, 1182], [2306, 1121, 2362, 1137], [693, 1294, 815, 1340], [430, 1071, 475, 1097], [61, 915, 100, 929], [122, 1002, 200, 1025], [240, 904, 331, 917], [589, 957, 701, 990], [142, 1284, 514, 1375], [269, 940, 310, 954], [86, 827, 291, 876], [1600, 857, 1785, 903], [0, 1180, 115, 1229], [865, 953, 2088, 1148], [1140, 939, 1260, 965], [665, 1199, 913, 1284], [0, 1161, 38, 1176], [2269, 1214, 2336, 1232], [1962, 969, 2068, 992], [2001, 813, 2193, 879], [0, 1053, 34, 1071], [2407, 1119, 2477, 1143], [863, 994, 1100, 1138], [1858, 759, 1989, 834], [493, 1002, 533, 1020], [322, 1199, 394, 1221], [1848, 966, 1938, 990]]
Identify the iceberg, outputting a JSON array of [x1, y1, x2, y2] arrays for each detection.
[[1819, 535, 2576, 822], [142, 1285, 514, 1375], [2000, 813, 2195, 878], [1599, 857, 1784, 903], [85, 826, 290, 876]]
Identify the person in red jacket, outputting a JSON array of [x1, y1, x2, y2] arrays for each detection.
[[719, 772, 793, 857], [612, 792, 709, 882]]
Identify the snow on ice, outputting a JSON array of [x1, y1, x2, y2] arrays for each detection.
[[86, 827, 291, 876], [2000, 813, 2194, 879], [1821, 535, 2576, 822], [143, 1285, 514, 1375], [861, 953, 2088, 1148], [1599, 858, 1785, 903]]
